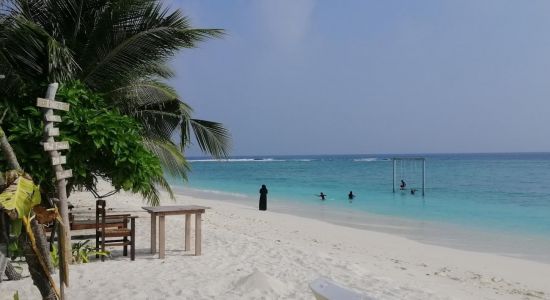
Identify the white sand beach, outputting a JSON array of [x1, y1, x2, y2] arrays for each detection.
[[2, 183, 550, 300]]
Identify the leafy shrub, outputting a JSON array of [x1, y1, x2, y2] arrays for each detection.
[[71, 240, 109, 263], [4, 82, 164, 203], [50, 239, 109, 266]]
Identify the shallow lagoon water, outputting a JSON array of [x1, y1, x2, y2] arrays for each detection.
[[169, 153, 550, 263]]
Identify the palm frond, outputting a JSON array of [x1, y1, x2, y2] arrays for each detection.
[[108, 79, 183, 139], [178, 102, 193, 146], [135, 109, 181, 140], [153, 174, 175, 201], [141, 183, 160, 206], [183, 118, 231, 159], [0, 51, 25, 97], [77, 0, 224, 88], [0, 15, 77, 82], [83, 27, 222, 88], [140, 175, 176, 206], [108, 78, 179, 109], [46, 35, 79, 82], [142, 138, 189, 180], [1, 0, 231, 203]]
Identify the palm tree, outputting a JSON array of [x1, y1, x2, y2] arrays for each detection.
[[0, 0, 231, 201]]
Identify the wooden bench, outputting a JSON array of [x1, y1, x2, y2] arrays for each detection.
[[70, 216, 127, 231], [96, 200, 136, 261], [45, 201, 127, 240]]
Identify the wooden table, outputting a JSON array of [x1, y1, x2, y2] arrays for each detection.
[[142, 205, 207, 259]]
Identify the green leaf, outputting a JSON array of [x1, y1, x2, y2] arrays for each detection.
[[0, 175, 41, 219], [10, 219, 22, 237]]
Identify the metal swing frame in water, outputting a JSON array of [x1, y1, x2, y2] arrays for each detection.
[[392, 157, 426, 196]]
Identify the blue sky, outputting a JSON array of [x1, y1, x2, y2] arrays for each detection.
[[169, 0, 550, 156]]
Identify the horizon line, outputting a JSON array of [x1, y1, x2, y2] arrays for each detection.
[[186, 151, 550, 159]]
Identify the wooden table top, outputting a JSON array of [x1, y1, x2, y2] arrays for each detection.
[[141, 205, 208, 214]]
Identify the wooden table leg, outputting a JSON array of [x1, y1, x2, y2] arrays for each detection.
[[195, 213, 202, 256], [150, 213, 157, 254], [185, 213, 191, 251], [159, 215, 166, 259]]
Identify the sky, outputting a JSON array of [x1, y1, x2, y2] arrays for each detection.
[[168, 0, 550, 156]]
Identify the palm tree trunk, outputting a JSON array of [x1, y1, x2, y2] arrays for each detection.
[[4, 260, 22, 280], [0, 126, 22, 281], [0, 127, 21, 170], [21, 219, 57, 300], [0, 125, 57, 298], [1, 212, 22, 280]]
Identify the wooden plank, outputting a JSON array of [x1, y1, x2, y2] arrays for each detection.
[[156, 210, 206, 216], [185, 214, 191, 251], [51, 156, 67, 166], [195, 213, 202, 256], [56, 169, 72, 180], [45, 114, 62, 122], [142, 205, 208, 213], [43, 141, 69, 151], [48, 127, 60, 137], [159, 216, 165, 259], [36, 98, 70, 111]]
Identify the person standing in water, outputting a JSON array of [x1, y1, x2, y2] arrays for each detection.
[[348, 191, 355, 200], [400, 180, 406, 190], [259, 184, 268, 211], [318, 192, 326, 200]]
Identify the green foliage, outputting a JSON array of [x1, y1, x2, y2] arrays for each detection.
[[0, 0, 232, 203], [71, 240, 109, 264], [50, 242, 59, 268], [59, 82, 164, 202], [10, 219, 22, 236], [13, 291, 19, 300], [8, 239, 23, 260], [3, 82, 165, 203], [0, 175, 42, 218], [4, 104, 59, 195], [50, 240, 109, 266], [8, 220, 23, 259]]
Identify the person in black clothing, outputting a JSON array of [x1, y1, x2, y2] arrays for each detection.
[[348, 191, 355, 200], [400, 180, 406, 190], [259, 184, 268, 210], [318, 192, 326, 200]]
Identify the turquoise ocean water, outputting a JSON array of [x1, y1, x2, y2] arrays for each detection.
[[169, 153, 550, 262]]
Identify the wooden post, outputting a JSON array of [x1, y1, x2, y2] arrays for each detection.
[[38, 83, 72, 299], [195, 213, 202, 256], [159, 215, 165, 259], [130, 218, 136, 261], [150, 213, 156, 254], [185, 213, 191, 251]]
